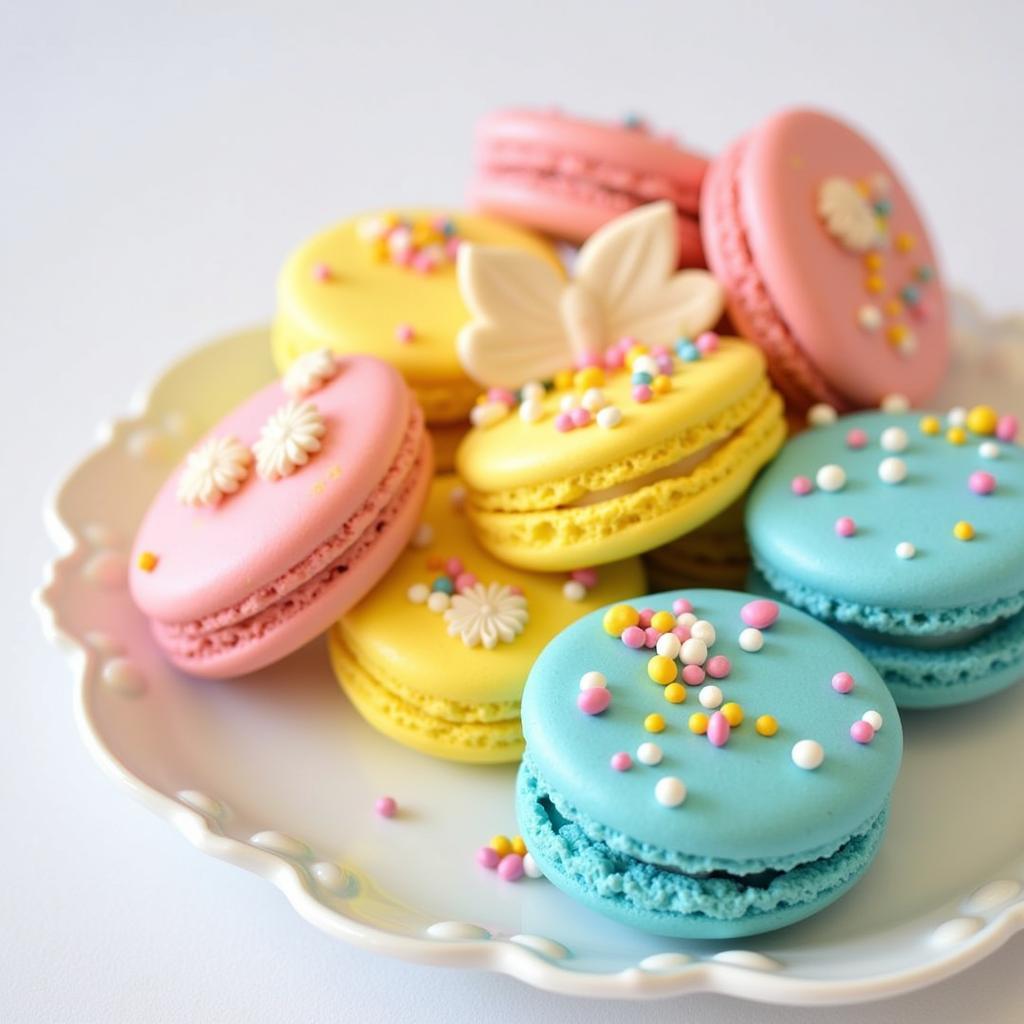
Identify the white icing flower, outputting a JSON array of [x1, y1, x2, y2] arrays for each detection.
[[176, 435, 251, 506], [253, 400, 326, 480], [818, 177, 882, 253], [282, 348, 338, 398], [444, 582, 528, 649]]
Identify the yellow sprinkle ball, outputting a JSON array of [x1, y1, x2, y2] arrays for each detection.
[[371, 238, 389, 262], [886, 324, 908, 344], [864, 252, 884, 271], [755, 715, 779, 737], [896, 232, 916, 253], [947, 426, 967, 445], [511, 835, 527, 856], [647, 655, 678, 685], [919, 415, 941, 436], [865, 275, 886, 294], [603, 604, 639, 636], [137, 551, 158, 572], [953, 521, 975, 541], [625, 344, 649, 368], [664, 683, 687, 704], [884, 298, 904, 317], [554, 369, 574, 391], [475, 393, 489, 406], [652, 374, 672, 394], [721, 702, 744, 727], [966, 405, 998, 436], [490, 834, 512, 856], [689, 712, 709, 734], [574, 367, 605, 391], [644, 713, 666, 733], [650, 610, 676, 633]]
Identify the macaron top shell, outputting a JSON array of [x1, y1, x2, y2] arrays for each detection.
[[338, 476, 645, 705], [746, 410, 1024, 614], [521, 589, 901, 863], [130, 355, 414, 623], [710, 109, 948, 407]]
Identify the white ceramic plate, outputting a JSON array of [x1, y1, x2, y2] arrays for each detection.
[[36, 299, 1024, 1004]]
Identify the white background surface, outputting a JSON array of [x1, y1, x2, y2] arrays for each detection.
[[4, 2, 1023, 1020]]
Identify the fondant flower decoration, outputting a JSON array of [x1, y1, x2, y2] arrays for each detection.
[[456, 201, 725, 388], [176, 435, 252, 506], [444, 582, 529, 649], [253, 400, 326, 480], [817, 177, 883, 253], [282, 348, 338, 398]]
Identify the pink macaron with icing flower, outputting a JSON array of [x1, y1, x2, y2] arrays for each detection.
[[129, 351, 432, 678], [701, 108, 949, 413]]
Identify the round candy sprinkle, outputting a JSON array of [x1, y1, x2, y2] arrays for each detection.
[[570, 407, 592, 429], [688, 712, 709, 734], [375, 796, 398, 818], [654, 776, 687, 807], [562, 580, 587, 601], [740, 599, 779, 629], [698, 684, 723, 709], [880, 426, 909, 452], [850, 721, 875, 744], [672, 598, 694, 615], [969, 471, 996, 496], [603, 604, 639, 635], [559, 393, 578, 413], [835, 516, 857, 538], [707, 711, 731, 747], [676, 611, 698, 628], [881, 394, 910, 413], [919, 415, 941, 436], [953, 520, 975, 541], [638, 608, 654, 627], [511, 835, 527, 856], [554, 412, 574, 432], [696, 331, 719, 354], [313, 262, 333, 282], [720, 702, 744, 727], [705, 655, 731, 679], [862, 710, 884, 731], [755, 715, 778, 737], [407, 583, 429, 604], [846, 428, 869, 449], [581, 387, 607, 412], [816, 464, 847, 492], [996, 414, 1018, 443], [579, 670, 607, 690], [681, 664, 706, 686], [664, 683, 687, 704], [476, 845, 500, 869], [791, 475, 813, 496], [522, 853, 542, 878], [656, 632, 681, 659], [621, 625, 647, 648], [980, 441, 1001, 459], [426, 591, 450, 613], [895, 541, 917, 560], [519, 399, 543, 423], [610, 751, 633, 771], [644, 713, 666, 733], [636, 742, 663, 766], [644, 627, 661, 648], [498, 853, 524, 881], [650, 610, 677, 633], [947, 406, 967, 427], [570, 567, 599, 588], [597, 405, 623, 429], [792, 739, 825, 770], [739, 627, 764, 652], [690, 620, 716, 646], [878, 457, 908, 484], [681, 638, 708, 665], [831, 671, 854, 694], [647, 655, 678, 685], [521, 380, 545, 401], [966, 405, 998, 435], [577, 688, 611, 715], [633, 384, 653, 403], [947, 426, 967, 445], [808, 403, 838, 426]]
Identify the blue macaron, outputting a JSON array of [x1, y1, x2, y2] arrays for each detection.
[[517, 589, 902, 939], [745, 408, 1024, 707]]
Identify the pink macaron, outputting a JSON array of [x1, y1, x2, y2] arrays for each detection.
[[469, 107, 708, 267], [129, 352, 432, 678], [701, 108, 949, 412]]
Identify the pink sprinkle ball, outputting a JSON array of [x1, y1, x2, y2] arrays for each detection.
[[604, 348, 625, 370], [835, 516, 857, 538], [476, 845, 500, 869], [791, 475, 813, 496], [741, 599, 780, 630], [621, 625, 647, 648], [313, 262, 333, 282], [375, 796, 397, 818], [610, 751, 633, 771], [508, 585, 524, 596], [846, 428, 869, 449], [454, 572, 478, 592], [652, 344, 671, 358], [850, 720, 876, 744], [707, 711, 731, 747], [488, 387, 517, 407], [832, 671, 855, 694], [554, 412, 574, 432], [498, 853, 525, 881], [445, 556, 464, 576], [969, 471, 997, 495], [673, 598, 694, 615], [571, 568, 599, 588], [696, 331, 720, 354], [571, 407, 592, 428], [656, 355, 674, 376], [997, 414, 1018, 442], [638, 608, 655, 628], [575, 352, 602, 370], [672, 625, 692, 643], [706, 655, 731, 679], [394, 323, 415, 343], [645, 626, 663, 647], [578, 687, 611, 715], [682, 664, 706, 686], [633, 384, 653, 403]]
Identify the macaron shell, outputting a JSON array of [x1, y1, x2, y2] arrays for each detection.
[[520, 589, 901, 864], [733, 109, 948, 407], [130, 356, 413, 623]]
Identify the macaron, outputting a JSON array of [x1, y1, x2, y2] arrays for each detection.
[[517, 589, 902, 938], [329, 475, 644, 762], [271, 208, 558, 468], [130, 353, 432, 678], [701, 108, 949, 413], [469, 108, 708, 266], [454, 202, 785, 571], [746, 405, 1024, 707]]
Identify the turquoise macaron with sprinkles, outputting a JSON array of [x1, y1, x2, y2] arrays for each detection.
[[746, 404, 1024, 708], [516, 588, 902, 939]]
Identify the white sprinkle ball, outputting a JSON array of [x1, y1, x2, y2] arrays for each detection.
[[522, 852, 543, 878], [656, 633, 682, 659], [881, 393, 910, 413], [470, 401, 508, 428], [521, 381, 545, 401], [426, 591, 450, 613], [676, 611, 698, 629], [407, 583, 430, 604], [581, 388, 607, 412], [880, 426, 909, 452], [816, 464, 847, 492], [632, 355, 659, 377], [636, 742, 663, 766], [519, 398, 544, 423], [980, 441, 1000, 459], [862, 710, 884, 732], [596, 405, 622, 429], [655, 776, 687, 808], [450, 486, 467, 509], [792, 739, 825, 770], [698, 684, 723, 709], [947, 406, 967, 427], [562, 580, 586, 602], [579, 670, 607, 690], [739, 627, 764, 652], [690, 620, 717, 647], [559, 393, 578, 413], [808, 403, 838, 427], [681, 637, 708, 666], [411, 523, 434, 549], [878, 456, 908, 484], [895, 541, 916, 560]]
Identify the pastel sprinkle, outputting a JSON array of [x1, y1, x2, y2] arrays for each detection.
[[570, 567, 599, 588], [597, 405, 622, 429], [554, 412, 574, 432], [672, 598, 694, 615], [755, 715, 778, 737], [681, 664, 706, 686], [498, 854, 524, 881], [562, 580, 586, 601], [707, 711, 731, 747], [969, 471, 996, 495], [696, 331, 720, 354], [312, 262, 333, 282], [880, 426, 909, 452], [979, 441, 1001, 459], [476, 846, 500, 869], [654, 776, 687, 807], [705, 655, 731, 679], [621, 625, 647, 649], [603, 604, 639, 635], [740, 599, 779, 630], [792, 739, 825, 770], [647, 655, 678, 686], [835, 516, 857, 538], [878, 457, 908, 484], [636, 742, 663, 766], [407, 583, 430, 604], [953, 521, 975, 541], [720, 702, 744, 727], [791, 475, 813, 496], [644, 626, 661, 648], [633, 384, 653, 403], [947, 426, 967, 445], [862, 710, 884, 731], [850, 721, 875, 744], [637, 608, 654, 627], [920, 415, 941, 436], [522, 853, 542, 878], [137, 551, 158, 572], [663, 683, 687, 704], [846, 428, 869, 449], [651, 610, 677, 632], [816, 464, 847, 492], [570, 407, 592, 428], [808, 403, 838, 427], [895, 541, 917, 560], [375, 796, 397, 818], [644, 713, 666, 733], [610, 751, 633, 772], [966, 405, 998, 436], [698, 684, 723, 709], [831, 671, 855, 694], [579, 670, 607, 690], [395, 322, 415, 343], [656, 632, 682, 659], [739, 627, 764, 652], [688, 712, 709, 734], [996, 414, 1018, 442], [681, 638, 708, 665], [881, 394, 910, 413], [577, 688, 611, 715]]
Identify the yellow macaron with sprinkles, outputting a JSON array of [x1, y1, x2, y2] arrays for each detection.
[[329, 475, 644, 762], [454, 201, 786, 572], [272, 208, 559, 468]]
